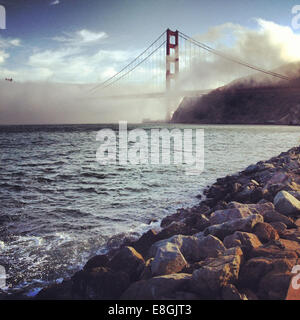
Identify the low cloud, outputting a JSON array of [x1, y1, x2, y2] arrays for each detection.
[[0, 81, 165, 124], [177, 19, 300, 90]]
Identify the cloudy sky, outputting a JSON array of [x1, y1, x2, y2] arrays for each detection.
[[0, 0, 300, 124]]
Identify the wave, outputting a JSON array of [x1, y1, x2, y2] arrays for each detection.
[[80, 172, 107, 179]]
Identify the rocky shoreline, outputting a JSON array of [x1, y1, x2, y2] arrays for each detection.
[[7, 145, 300, 300]]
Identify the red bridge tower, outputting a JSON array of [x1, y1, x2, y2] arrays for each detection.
[[166, 29, 179, 92]]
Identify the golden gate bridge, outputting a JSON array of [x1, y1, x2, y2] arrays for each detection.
[[89, 29, 290, 121]]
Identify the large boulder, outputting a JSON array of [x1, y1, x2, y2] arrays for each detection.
[[36, 280, 73, 300], [191, 213, 210, 231], [238, 257, 274, 290], [269, 222, 287, 236], [249, 245, 298, 260], [239, 256, 295, 295], [149, 235, 198, 261], [194, 235, 226, 260], [156, 221, 196, 241], [191, 253, 242, 298], [151, 242, 188, 276], [258, 272, 292, 300], [83, 254, 109, 271], [108, 246, 145, 281], [253, 222, 279, 243], [121, 273, 192, 300], [72, 267, 130, 299], [149, 234, 225, 263], [228, 202, 274, 216], [274, 191, 300, 216], [132, 229, 158, 257], [223, 231, 262, 250], [209, 207, 252, 225], [262, 210, 295, 228], [204, 214, 264, 240]]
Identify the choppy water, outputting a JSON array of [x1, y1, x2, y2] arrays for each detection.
[[0, 123, 299, 294]]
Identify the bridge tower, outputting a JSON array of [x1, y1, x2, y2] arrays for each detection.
[[165, 29, 179, 121]]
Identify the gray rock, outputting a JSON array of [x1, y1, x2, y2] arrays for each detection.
[[228, 201, 274, 215], [274, 190, 300, 216], [149, 234, 225, 263], [151, 242, 188, 276], [209, 207, 252, 225], [204, 214, 264, 240]]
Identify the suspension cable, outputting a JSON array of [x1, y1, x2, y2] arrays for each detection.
[[90, 30, 167, 93], [178, 31, 290, 81]]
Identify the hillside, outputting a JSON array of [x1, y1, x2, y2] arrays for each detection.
[[171, 63, 300, 125]]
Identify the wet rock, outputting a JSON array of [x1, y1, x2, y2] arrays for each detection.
[[156, 221, 196, 241], [121, 273, 192, 300], [253, 222, 279, 243], [36, 280, 73, 300], [83, 254, 109, 271], [204, 214, 264, 240], [274, 190, 300, 216], [132, 229, 158, 257], [245, 163, 275, 174], [191, 253, 242, 297], [221, 284, 247, 300], [108, 246, 145, 281], [193, 213, 210, 231], [72, 267, 130, 299], [151, 242, 188, 276], [223, 231, 262, 250]]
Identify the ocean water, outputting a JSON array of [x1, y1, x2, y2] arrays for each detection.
[[0, 123, 299, 294]]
